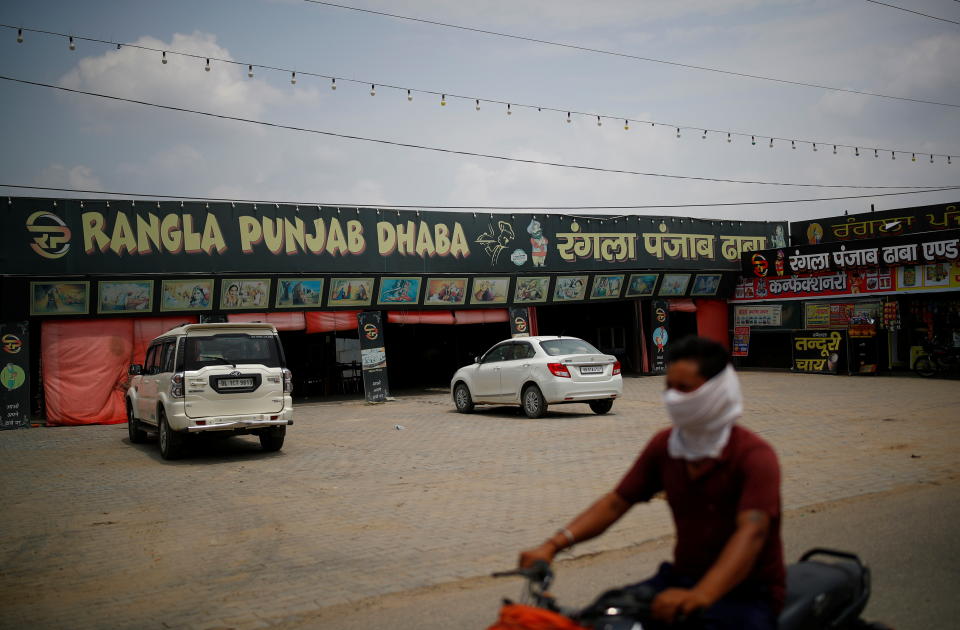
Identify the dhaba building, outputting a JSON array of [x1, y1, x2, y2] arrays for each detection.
[[0, 196, 784, 427], [730, 200, 960, 375]]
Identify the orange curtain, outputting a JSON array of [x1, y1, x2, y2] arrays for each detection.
[[453, 309, 509, 324], [695, 299, 730, 350], [387, 310, 455, 325], [305, 311, 360, 333]]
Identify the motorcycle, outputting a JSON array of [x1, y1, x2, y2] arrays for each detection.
[[913, 341, 960, 377], [491, 548, 891, 629]]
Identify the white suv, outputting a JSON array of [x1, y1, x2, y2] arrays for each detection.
[[126, 323, 293, 459]]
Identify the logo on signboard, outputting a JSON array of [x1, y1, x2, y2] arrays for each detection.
[[2, 334, 22, 354], [510, 249, 528, 266], [652, 327, 668, 352], [363, 322, 379, 340], [751, 253, 769, 277], [475, 221, 515, 265], [2, 363, 26, 391], [655, 307, 667, 323], [513, 317, 528, 333], [26, 211, 72, 259]]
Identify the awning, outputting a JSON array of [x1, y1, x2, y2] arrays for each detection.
[[387, 310, 455, 325], [227, 312, 306, 331], [668, 299, 697, 312], [453, 309, 509, 325], [305, 311, 361, 333]]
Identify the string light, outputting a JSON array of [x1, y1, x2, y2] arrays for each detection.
[[68, 36, 75, 51], [247, 64, 253, 78], [874, 149, 879, 158], [702, 130, 707, 140], [407, 89, 412, 101], [370, 84, 375, 96], [912, 153, 916, 162], [892, 151, 896, 160], [291, 71, 297, 85], [440, 94, 446, 106], [769, 138, 774, 148], [331, 78, 336, 90], [475, 99, 480, 111], [597, 115, 602, 127], [949, 156, 953, 165], [566, 112, 571, 123], [813, 143, 818, 152], [751, 135, 756, 146], [676, 127, 681, 138], [204, 58, 210, 72], [507, 103, 512, 115], [727, 133, 731, 143], [930, 154, 934, 164], [16, 28, 23, 43], [833, 145, 837, 155], [161, 51, 167, 64], [624, 120, 629, 130], [791, 140, 796, 150]]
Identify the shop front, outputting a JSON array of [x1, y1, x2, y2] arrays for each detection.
[[1, 197, 783, 424]]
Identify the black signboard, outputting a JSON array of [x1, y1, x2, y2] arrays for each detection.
[[791, 330, 845, 374], [1, 321, 31, 429], [742, 228, 960, 277], [3, 197, 784, 276], [791, 200, 960, 245], [509, 307, 532, 337], [357, 311, 389, 403], [650, 300, 669, 374]]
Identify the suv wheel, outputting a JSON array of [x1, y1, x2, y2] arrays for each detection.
[[589, 399, 614, 415], [260, 426, 286, 452], [127, 401, 147, 444], [158, 410, 185, 460], [522, 385, 547, 419], [453, 383, 474, 413]]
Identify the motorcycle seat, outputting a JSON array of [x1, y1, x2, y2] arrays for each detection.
[[778, 558, 867, 630]]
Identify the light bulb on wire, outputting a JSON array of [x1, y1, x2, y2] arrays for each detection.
[[407, 89, 412, 101], [507, 103, 512, 115], [813, 143, 817, 152], [676, 128, 681, 138], [833, 145, 837, 155], [204, 58, 210, 72], [791, 140, 796, 150], [751, 135, 756, 146], [892, 152, 896, 160], [911, 153, 916, 162], [566, 112, 571, 123], [17, 28, 23, 43], [597, 116, 602, 127], [370, 84, 376, 96], [247, 65, 254, 78], [930, 154, 934, 164], [331, 78, 336, 90], [624, 120, 629, 130], [855, 147, 860, 157], [874, 149, 878, 158], [475, 99, 480, 111], [441, 94, 446, 106], [727, 133, 731, 143], [949, 156, 953, 165], [769, 138, 774, 148], [161, 51, 167, 64], [291, 71, 297, 85], [68, 36, 76, 51]]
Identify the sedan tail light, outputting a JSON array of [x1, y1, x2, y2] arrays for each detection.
[[547, 363, 571, 378], [613, 361, 621, 375]]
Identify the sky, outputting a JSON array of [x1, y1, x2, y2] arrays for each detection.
[[0, 0, 958, 224]]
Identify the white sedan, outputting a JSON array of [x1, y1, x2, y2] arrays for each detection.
[[450, 336, 622, 418]]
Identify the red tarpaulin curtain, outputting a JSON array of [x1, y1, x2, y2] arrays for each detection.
[[453, 309, 509, 325], [305, 311, 360, 333], [227, 312, 306, 331], [41, 316, 198, 426], [387, 310, 455, 325], [695, 299, 730, 350]]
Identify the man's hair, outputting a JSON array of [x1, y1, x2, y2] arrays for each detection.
[[665, 336, 730, 381]]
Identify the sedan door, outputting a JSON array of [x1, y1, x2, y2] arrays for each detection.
[[471, 344, 513, 401], [497, 342, 536, 399]]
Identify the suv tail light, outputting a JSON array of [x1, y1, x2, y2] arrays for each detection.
[[613, 361, 621, 375], [170, 372, 184, 398], [547, 363, 571, 378], [282, 368, 293, 394]]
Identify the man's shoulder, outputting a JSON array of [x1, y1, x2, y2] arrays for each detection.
[[729, 426, 779, 465]]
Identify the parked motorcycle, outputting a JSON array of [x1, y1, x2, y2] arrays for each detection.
[[491, 548, 891, 629], [913, 341, 960, 377]]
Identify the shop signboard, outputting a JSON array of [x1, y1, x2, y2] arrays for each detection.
[[732, 268, 894, 302], [5, 197, 784, 276], [509, 307, 532, 337], [791, 201, 960, 244], [733, 305, 782, 327], [895, 262, 960, 292], [650, 300, 669, 374], [357, 311, 389, 403], [805, 304, 831, 329], [791, 330, 845, 374], [1, 321, 30, 429], [732, 326, 750, 357]]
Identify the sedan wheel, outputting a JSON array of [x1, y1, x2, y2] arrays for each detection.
[[522, 385, 547, 419], [589, 399, 614, 415], [454, 383, 474, 413]]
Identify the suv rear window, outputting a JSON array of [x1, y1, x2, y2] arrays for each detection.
[[183, 334, 283, 371], [539, 339, 601, 356]]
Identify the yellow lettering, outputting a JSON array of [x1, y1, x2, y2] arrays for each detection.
[[238, 216, 261, 253], [136, 213, 162, 255], [160, 214, 182, 253], [377, 221, 396, 255], [183, 214, 202, 253], [396, 220, 415, 256], [263, 217, 283, 255], [201, 213, 226, 254], [450, 222, 469, 259], [435, 224, 451, 256], [82, 211, 109, 254], [327, 218, 348, 255], [347, 219, 365, 254], [305, 218, 326, 254], [109, 212, 137, 255], [284, 217, 306, 255], [415, 220, 436, 257]]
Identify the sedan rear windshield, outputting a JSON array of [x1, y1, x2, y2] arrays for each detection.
[[539, 339, 601, 356], [182, 334, 283, 371]]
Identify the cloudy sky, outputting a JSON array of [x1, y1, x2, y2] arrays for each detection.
[[0, 0, 958, 223]]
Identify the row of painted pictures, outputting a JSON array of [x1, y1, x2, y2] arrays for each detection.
[[28, 273, 723, 316]]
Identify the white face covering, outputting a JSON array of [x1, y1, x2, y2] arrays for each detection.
[[664, 364, 743, 461]]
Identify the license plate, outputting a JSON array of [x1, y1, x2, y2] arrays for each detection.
[[580, 366, 603, 375], [219, 377, 253, 388]]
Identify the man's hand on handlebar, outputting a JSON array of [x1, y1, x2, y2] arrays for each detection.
[[651, 587, 710, 623], [518, 541, 558, 568]]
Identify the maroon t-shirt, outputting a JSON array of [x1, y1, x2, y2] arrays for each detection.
[[615, 425, 785, 610]]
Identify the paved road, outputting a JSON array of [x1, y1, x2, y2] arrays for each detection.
[[0, 372, 958, 629]]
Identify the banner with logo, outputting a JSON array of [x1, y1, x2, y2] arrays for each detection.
[[509, 307, 531, 337], [5, 197, 783, 276], [357, 311, 389, 403], [733, 268, 895, 302], [650, 300, 669, 373], [791, 201, 959, 245], [1, 322, 31, 429], [791, 330, 845, 374], [732, 326, 750, 357]]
